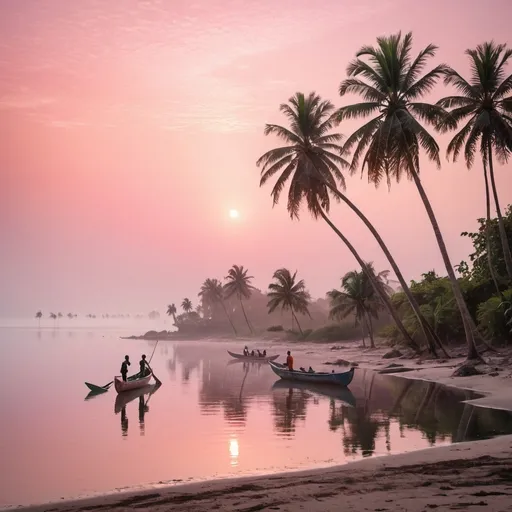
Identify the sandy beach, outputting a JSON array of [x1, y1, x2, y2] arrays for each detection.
[[19, 342, 512, 512]]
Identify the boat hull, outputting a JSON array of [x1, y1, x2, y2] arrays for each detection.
[[227, 350, 279, 362], [114, 374, 152, 393], [268, 361, 354, 386]]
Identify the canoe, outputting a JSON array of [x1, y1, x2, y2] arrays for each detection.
[[268, 361, 355, 387], [227, 350, 279, 362], [114, 373, 152, 393], [114, 383, 159, 413], [271, 380, 356, 407], [85, 369, 150, 393]]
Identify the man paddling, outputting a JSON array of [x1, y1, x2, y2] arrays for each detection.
[[120, 355, 131, 382], [139, 354, 153, 377]]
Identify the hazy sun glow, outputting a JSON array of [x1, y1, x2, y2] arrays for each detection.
[[229, 209, 239, 219]]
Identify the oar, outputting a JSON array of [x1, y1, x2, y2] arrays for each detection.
[[147, 339, 162, 385]]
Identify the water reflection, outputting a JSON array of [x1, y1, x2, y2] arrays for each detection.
[[114, 383, 161, 438], [170, 344, 512, 454]]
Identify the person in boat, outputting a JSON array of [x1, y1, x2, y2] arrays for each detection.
[[263, 349, 267, 357], [251, 350, 255, 356], [286, 351, 294, 371], [257, 349, 262, 357], [299, 366, 306, 372], [139, 354, 151, 377], [120, 355, 131, 382], [243, 346, 249, 356], [308, 366, 315, 373]]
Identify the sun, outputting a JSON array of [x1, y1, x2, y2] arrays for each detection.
[[229, 209, 239, 219]]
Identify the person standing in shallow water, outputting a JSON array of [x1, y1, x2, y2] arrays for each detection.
[[120, 355, 130, 382], [286, 351, 294, 371]]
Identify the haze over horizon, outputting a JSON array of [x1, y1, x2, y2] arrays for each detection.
[[2, 0, 512, 317]]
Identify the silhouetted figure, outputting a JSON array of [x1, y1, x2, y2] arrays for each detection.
[[121, 355, 131, 382]]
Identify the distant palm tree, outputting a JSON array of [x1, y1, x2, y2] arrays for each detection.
[[267, 268, 310, 334], [257, 91, 421, 352], [57, 312, 63, 319], [195, 304, 202, 317], [181, 298, 193, 313], [224, 265, 255, 334], [49, 312, 57, 326], [166, 304, 178, 325], [35, 310, 42, 327], [338, 32, 475, 359], [198, 278, 237, 335], [328, 265, 388, 348], [67, 313, 73, 319], [438, 41, 512, 285]]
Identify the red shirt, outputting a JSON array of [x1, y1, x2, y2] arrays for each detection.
[[286, 354, 294, 370]]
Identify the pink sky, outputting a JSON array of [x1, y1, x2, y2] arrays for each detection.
[[1, 0, 512, 317]]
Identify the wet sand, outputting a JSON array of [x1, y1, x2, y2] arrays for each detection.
[[20, 343, 512, 512]]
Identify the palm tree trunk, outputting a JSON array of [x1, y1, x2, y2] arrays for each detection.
[[487, 144, 512, 282], [366, 312, 376, 348], [220, 300, 238, 336], [318, 207, 420, 352], [325, 183, 445, 357], [360, 321, 366, 348], [483, 159, 502, 296], [292, 311, 303, 335], [239, 296, 253, 334], [409, 171, 479, 361]]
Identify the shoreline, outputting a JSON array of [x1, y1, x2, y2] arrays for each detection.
[[15, 342, 512, 511]]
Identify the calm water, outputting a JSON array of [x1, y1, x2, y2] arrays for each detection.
[[1, 324, 512, 507]]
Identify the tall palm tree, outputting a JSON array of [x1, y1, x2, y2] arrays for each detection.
[[437, 41, 512, 284], [257, 91, 424, 352], [198, 278, 237, 336], [181, 298, 193, 313], [338, 31, 478, 360], [35, 310, 42, 328], [49, 312, 57, 326], [267, 268, 310, 334], [328, 265, 388, 348], [166, 304, 178, 325], [224, 265, 255, 334]]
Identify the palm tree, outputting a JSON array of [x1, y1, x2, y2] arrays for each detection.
[[49, 312, 57, 326], [35, 310, 42, 327], [67, 313, 73, 319], [338, 32, 478, 359], [257, 91, 423, 352], [267, 268, 310, 334], [437, 41, 512, 285], [198, 278, 238, 336], [224, 265, 255, 334], [328, 265, 388, 348], [181, 298, 193, 313], [166, 304, 178, 325]]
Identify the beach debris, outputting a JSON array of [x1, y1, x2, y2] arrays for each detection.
[[385, 363, 404, 369], [324, 358, 354, 366], [452, 362, 482, 377], [383, 349, 403, 359]]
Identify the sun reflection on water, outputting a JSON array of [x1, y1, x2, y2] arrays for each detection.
[[229, 438, 239, 466]]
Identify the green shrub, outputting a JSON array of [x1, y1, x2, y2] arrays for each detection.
[[477, 289, 512, 342], [267, 325, 284, 332], [304, 324, 360, 342]]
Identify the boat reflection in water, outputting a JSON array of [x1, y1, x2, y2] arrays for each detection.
[[115, 382, 162, 438]]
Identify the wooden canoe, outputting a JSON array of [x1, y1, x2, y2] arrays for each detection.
[[114, 373, 152, 393], [268, 361, 355, 387], [271, 380, 356, 407], [227, 350, 279, 362]]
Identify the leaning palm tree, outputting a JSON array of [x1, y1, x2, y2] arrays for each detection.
[[257, 91, 425, 352], [224, 265, 255, 334], [338, 32, 477, 360], [328, 267, 386, 348], [35, 310, 42, 327], [267, 268, 311, 334], [437, 41, 512, 285], [198, 278, 237, 336], [181, 298, 193, 313], [166, 304, 178, 324]]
